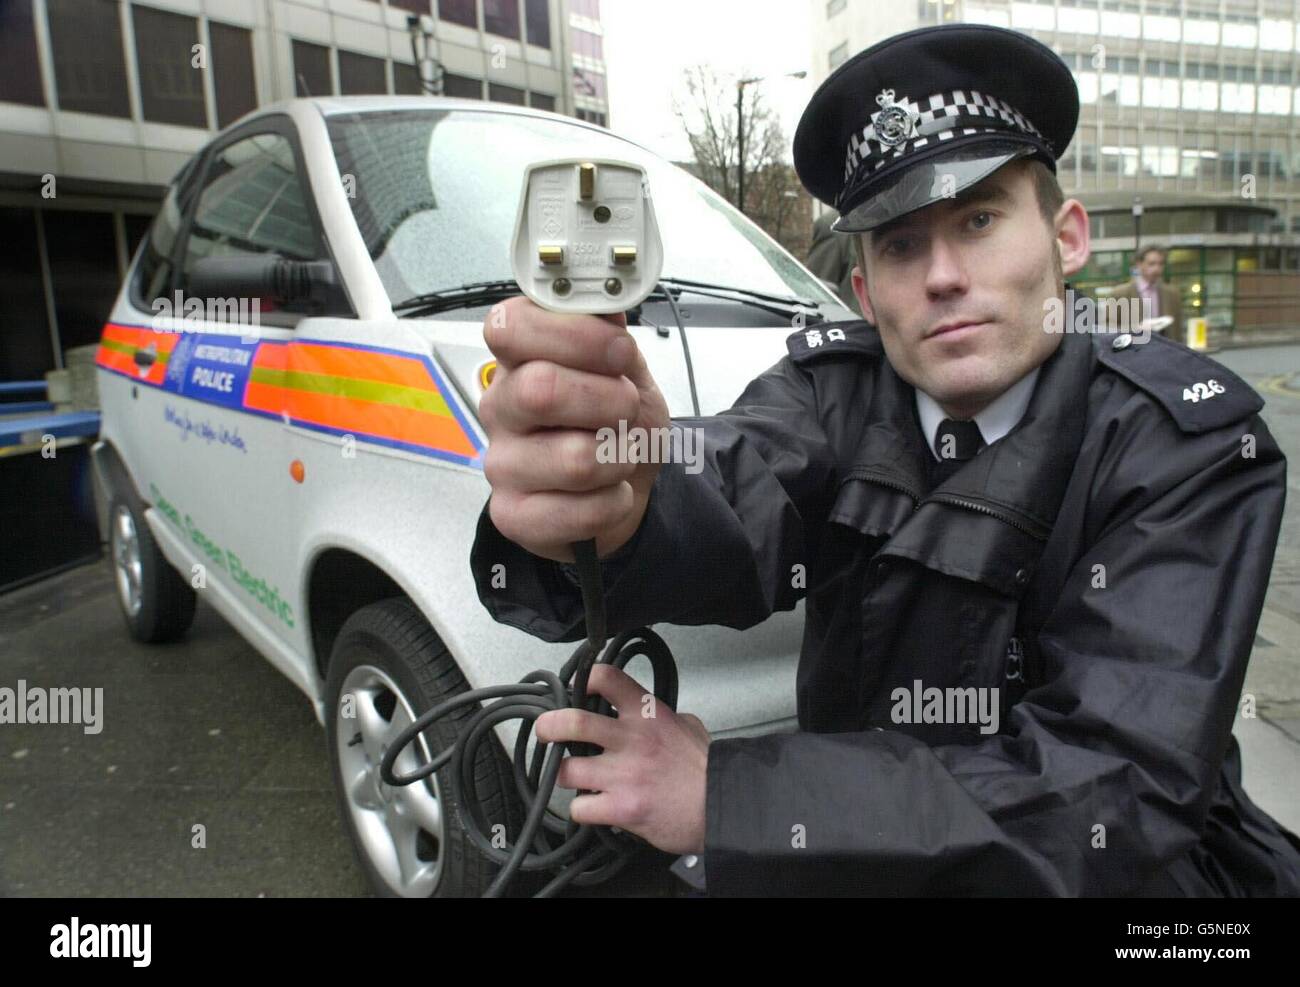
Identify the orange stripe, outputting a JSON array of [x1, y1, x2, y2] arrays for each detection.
[[96, 346, 137, 376], [95, 344, 166, 384], [102, 323, 180, 354], [244, 381, 476, 458], [252, 341, 288, 371], [287, 343, 435, 391]]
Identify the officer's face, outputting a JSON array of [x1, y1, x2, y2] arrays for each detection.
[[851, 161, 1090, 420]]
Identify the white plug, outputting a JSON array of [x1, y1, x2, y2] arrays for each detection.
[[510, 158, 664, 314]]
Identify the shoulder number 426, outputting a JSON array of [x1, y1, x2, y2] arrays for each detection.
[[1183, 379, 1225, 403]]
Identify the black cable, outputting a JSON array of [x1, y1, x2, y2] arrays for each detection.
[[382, 291, 693, 896], [381, 538, 678, 897], [659, 283, 701, 416]]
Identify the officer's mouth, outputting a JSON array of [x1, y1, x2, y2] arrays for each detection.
[[925, 320, 992, 341]]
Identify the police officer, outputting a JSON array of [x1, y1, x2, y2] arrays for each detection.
[[471, 24, 1300, 895]]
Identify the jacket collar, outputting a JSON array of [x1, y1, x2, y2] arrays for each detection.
[[836, 327, 1095, 595]]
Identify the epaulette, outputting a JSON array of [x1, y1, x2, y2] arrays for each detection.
[[1095, 331, 1264, 434], [785, 319, 884, 364]]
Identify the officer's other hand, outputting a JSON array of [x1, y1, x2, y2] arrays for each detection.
[[534, 663, 709, 856], [480, 296, 671, 564]]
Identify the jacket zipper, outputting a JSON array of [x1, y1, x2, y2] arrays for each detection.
[[841, 467, 923, 509], [844, 467, 1050, 540], [924, 494, 1051, 541]]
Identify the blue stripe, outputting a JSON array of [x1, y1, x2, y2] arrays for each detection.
[[99, 325, 485, 469]]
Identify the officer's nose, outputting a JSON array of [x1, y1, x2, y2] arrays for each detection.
[[923, 235, 969, 299]]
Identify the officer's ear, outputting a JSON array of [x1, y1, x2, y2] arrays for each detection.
[[1054, 199, 1091, 278], [851, 238, 877, 324]]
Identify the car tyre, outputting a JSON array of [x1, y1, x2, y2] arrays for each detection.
[[108, 493, 197, 643], [324, 597, 529, 898]]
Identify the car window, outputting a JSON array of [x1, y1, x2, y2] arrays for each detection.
[[176, 131, 332, 321], [132, 155, 204, 309], [327, 109, 837, 309]]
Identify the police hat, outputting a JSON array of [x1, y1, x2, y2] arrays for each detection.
[[794, 24, 1078, 233]]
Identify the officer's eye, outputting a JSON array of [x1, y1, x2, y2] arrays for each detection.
[[882, 236, 914, 257], [968, 210, 994, 231]]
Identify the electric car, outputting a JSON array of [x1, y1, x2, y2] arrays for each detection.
[[92, 96, 855, 896]]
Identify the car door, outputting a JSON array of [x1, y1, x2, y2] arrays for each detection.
[[158, 118, 352, 647]]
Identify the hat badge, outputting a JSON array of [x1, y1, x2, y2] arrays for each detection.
[[872, 88, 915, 149]]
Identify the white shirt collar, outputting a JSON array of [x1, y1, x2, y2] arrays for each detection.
[[915, 366, 1041, 461]]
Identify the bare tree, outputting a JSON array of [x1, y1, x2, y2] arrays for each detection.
[[671, 65, 810, 258]]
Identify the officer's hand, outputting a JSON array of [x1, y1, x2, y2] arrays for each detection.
[[480, 296, 670, 564], [534, 664, 710, 856]]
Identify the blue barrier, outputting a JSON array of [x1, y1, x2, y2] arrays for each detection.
[[0, 380, 48, 397], [0, 401, 56, 415], [0, 411, 100, 448]]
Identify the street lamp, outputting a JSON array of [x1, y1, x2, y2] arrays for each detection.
[[407, 14, 444, 95], [736, 70, 807, 215]]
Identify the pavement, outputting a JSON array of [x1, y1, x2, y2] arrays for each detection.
[[2, 343, 1299, 897]]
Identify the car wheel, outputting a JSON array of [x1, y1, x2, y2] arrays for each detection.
[[324, 597, 527, 898], [108, 494, 197, 643]]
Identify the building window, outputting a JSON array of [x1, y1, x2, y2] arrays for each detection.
[[439, 0, 477, 29], [484, 0, 520, 38], [0, 0, 44, 106], [1183, 15, 1218, 46], [828, 41, 848, 70], [180, 132, 332, 319], [572, 27, 603, 60], [394, 62, 423, 94], [827, 0, 846, 16], [1058, 6, 1097, 33], [47, 0, 130, 117], [0, 207, 53, 378], [292, 40, 332, 97], [529, 91, 556, 111], [488, 82, 526, 105], [389, 0, 430, 12], [964, 4, 1010, 28], [339, 50, 386, 94], [1010, 1, 1055, 31], [442, 72, 482, 98], [525, 0, 551, 48], [44, 210, 122, 352], [572, 67, 605, 99], [133, 5, 206, 127], [210, 22, 256, 128]]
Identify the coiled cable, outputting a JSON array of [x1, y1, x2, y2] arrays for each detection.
[[380, 538, 677, 897]]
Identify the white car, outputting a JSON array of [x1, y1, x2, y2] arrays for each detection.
[[92, 96, 855, 897]]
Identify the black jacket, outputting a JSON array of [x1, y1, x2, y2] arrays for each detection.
[[470, 321, 1300, 896]]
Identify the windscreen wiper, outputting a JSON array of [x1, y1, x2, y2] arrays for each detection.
[[393, 276, 827, 323], [392, 280, 521, 316], [650, 278, 827, 323], [657, 277, 823, 309]]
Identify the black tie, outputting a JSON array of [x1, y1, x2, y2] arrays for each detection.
[[931, 418, 986, 486]]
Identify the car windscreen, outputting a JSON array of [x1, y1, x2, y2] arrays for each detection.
[[326, 108, 836, 309]]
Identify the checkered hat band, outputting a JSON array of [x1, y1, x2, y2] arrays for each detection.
[[842, 89, 1045, 184]]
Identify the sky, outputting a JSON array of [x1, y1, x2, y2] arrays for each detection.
[[600, 0, 817, 163]]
